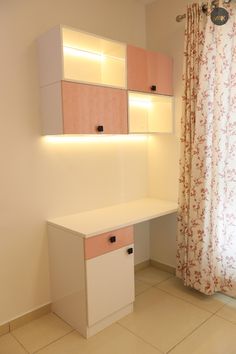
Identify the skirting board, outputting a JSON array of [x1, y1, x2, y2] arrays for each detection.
[[86, 304, 133, 338], [0, 323, 9, 337], [0, 303, 51, 336], [150, 259, 176, 275], [135, 259, 176, 275], [134, 260, 151, 272]]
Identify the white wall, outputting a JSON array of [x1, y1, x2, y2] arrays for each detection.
[[0, 0, 148, 324], [146, 0, 189, 267], [134, 222, 150, 265]]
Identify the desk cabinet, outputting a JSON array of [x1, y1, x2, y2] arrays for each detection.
[[48, 225, 134, 338], [47, 198, 178, 336]]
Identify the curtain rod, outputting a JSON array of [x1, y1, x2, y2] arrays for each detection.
[[176, 4, 208, 23], [176, 0, 231, 22]]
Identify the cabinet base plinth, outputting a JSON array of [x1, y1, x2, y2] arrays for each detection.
[[80, 303, 133, 338]]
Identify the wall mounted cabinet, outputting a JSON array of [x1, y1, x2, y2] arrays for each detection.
[[38, 25, 127, 135], [127, 45, 173, 96], [38, 25, 174, 135]]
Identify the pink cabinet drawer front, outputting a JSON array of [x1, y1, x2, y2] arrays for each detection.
[[84, 226, 134, 260], [62, 81, 128, 134]]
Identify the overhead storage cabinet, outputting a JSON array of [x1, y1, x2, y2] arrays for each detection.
[[38, 25, 127, 135], [38, 25, 174, 135]]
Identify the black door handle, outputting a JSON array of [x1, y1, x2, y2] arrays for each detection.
[[150, 85, 157, 92], [109, 236, 116, 243], [97, 125, 104, 133], [127, 248, 133, 255]]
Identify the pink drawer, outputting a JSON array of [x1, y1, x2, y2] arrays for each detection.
[[84, 226, 134, 260]]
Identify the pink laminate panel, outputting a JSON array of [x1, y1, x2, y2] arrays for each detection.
[[127, 45, 173, 95], [155, 52, 173, 96], [127, 45, 148, 92], [84, 226, 134, 260], [62, 81, 128, 134], [157, 53, 173, 96], [147, 51, 173, 96], [147, 51, 158, 92]]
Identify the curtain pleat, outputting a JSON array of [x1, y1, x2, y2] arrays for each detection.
[[177, 2, 236, 297]]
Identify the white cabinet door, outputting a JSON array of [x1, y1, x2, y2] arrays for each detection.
[[86, 245, 134, 326]]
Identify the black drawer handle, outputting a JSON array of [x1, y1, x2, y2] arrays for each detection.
[[127, 248, 133, 255], [97, 125, 104, 133], [109, 236, 116, 243], [150, 85, 157, 92]]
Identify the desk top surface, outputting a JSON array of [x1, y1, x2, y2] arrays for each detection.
[[47, 198, 178, 238]]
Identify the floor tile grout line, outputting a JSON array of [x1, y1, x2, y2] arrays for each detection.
[[52, 311, 75, 328], [213, 297, 235, 315], [148, 286, 214, 314], [135, 275, 174, 288], [166, 313, 215, 354], [10, 332, 30, 354], [214, 312, 236, 326], [135, 274, 175, 298], [153, 286, 226, 315], [136, 270, 232, 315], [7, 270, 233, 354], [135, 284, 153, 298], [116, 321, 164, 353], [9, 313, 74, 354], [33, 329, 75, 354]]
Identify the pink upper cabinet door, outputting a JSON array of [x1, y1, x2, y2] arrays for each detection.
[[62, 81, 128, 134], [127, 45, 148, 92], [127, 45, 173, 96], [147, 51, 173, 96]]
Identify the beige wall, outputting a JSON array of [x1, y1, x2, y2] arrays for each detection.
[[1, 0, 190, 324], [0, 0, 148, 324], [146, 0, 188, 267]]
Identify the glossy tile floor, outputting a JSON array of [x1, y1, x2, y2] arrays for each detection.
[[1, 266, 236, 354]]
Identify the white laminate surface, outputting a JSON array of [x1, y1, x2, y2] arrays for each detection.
[[47, 198, 178, 238], [86, 245, 134, 326]]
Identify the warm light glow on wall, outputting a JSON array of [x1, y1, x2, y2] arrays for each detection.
[[43, 135, 148, 144], [129, 99, 152, 109], [63, 46, 105, 61]]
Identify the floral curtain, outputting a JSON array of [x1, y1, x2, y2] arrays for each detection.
[[177, 1, 236, 297]]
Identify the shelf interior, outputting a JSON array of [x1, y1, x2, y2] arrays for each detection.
[[128, 92, 173, 133], [62, 28, 126, 88]]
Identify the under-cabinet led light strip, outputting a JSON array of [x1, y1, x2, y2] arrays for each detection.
[[63, 46, 125, 62], [63, 46, 104, 61], [129, 99, 152, 109], [43, 135, 148, 143]]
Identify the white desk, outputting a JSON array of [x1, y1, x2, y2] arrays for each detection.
[[47, 197, 178, 338], [48, 197, 178, 238]]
